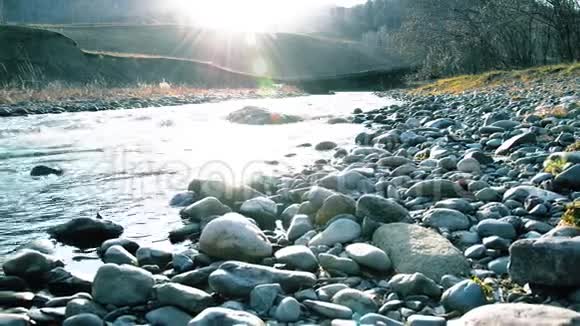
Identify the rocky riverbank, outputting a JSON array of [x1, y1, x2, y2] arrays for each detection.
[[0, 87, 303, 117], [1, 76, 579, 325]]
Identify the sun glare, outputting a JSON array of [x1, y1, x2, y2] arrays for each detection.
[[171, 0, 292, 32]]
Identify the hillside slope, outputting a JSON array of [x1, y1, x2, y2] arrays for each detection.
[[0, 26, 267, 87], [48, 25, 404, 79]]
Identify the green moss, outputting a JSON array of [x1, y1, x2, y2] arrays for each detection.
[[566, 142, 580, 152], [560, 201, 580, 228], [471, 276, 493, 300], [544, 157, 567, 175]]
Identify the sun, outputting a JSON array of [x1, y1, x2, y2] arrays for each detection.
[[171, 0, 286, 32]]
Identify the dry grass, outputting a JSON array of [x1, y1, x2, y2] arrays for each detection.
[[414, 63, 580, 95], [0, 81, 300, 105]]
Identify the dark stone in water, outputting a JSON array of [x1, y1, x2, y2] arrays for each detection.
[[45, 267, 92, 296], [30, 165, 63, 177], [227, 106, 302, 125], [0, 276, 29, 292], [48, 217, 124, 249]]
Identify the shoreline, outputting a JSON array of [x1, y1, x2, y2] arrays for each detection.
[[0, 85, 305, 117], [0, 74, 579, 325]]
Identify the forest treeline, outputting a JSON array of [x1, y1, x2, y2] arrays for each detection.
[[333, 0, 580, 78]]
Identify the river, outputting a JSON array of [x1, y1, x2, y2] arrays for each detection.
[[0, 92, 398, 277]]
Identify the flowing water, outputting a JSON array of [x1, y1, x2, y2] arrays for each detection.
[[0, 92, 398, 277]]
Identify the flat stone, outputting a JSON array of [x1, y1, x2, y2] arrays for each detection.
[[2, 249, 63, 281], [316, 194, 356, 225], [319, 254, 360, 275], [476, 219, 517, 239], [208, 261, 316, 297], [387, 273, 441, 298], [287, 215, 314, 242], [303, 300, 353, 319], [47, 218, 123, 249], [331, 288, 377, 315], [373, 223, 470, 281], [495, 132, 536, 155]]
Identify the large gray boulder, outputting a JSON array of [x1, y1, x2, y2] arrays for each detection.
[[208, 261, 316, 297], [373, 223, 470, 280], [454, 303, 580, 326], [92, 264, 154, 306], [188, 307, 264, 326], [509, 237, 580, 287], [199, 213, 272, 262], [226, 106, 302, 125], [356, 195, 409, 223]]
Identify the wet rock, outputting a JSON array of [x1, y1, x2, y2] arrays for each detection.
[[457, 303, 580, 325], [509, 237, 580, 287], [155, 283, 213, 314], [275, 245, 318, 271], [488, 256, 510, 275], [495, 132, 537, 155], [422, 208, 470, 231], [315, 194, 356, 225], [387, 273, 441, 298], [441, 280, 487, 313], [98, 238, 139, 257], [0, 276, 28, 292], [434, 198, 473, 214], [0, 292, 34, 308], [199, 213, 272, 262], [169, 191, 197, 207], [345, 243, 391, 272], [188, 307, 264, 326], [332, 288, 377, 315], [315, 141, 338, 151], [2, 249, 63, 281], [0, 313, 30, 326], [169, 224, 201, 243], [356, 194, 409, 223], [208, 261, 316, 297], [373, 223, 470, 280], [180, 197, 231, 221], [227, 106, 302, 125], [145, 306, 192, 326], [136, 247, 172, 268], [309, 218, 361, 247], [65, 298, 107, 318], [457, 158, 481, 174], [103, 245, 137, 265], [92, 264, 154, 306], [303, 300, 353, 319], [48, 218, 123, 249], [239, 197, 278, 230], [30, 165, 63, 176], [360, 313, 404, 325], [45, 267, 92, 296], [407, 315, 445, 326]]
